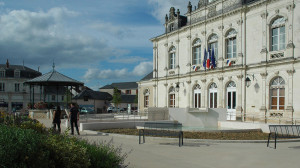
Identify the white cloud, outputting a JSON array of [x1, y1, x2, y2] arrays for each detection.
[[0, 7, 124, 69], [83, 61, 153, 81], [108, 56, 149, 64], [90, 22, 132, 39], [147, 0, 198, 23]]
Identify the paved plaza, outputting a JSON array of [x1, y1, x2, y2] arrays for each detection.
[[39, 119, 300, 168]]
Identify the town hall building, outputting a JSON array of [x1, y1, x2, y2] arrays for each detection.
[[138, 0, 300, 123]]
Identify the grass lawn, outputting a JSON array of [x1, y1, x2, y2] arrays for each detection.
[[99, 129, 270, 140]]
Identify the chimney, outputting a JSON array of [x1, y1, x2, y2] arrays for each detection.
[[6, 59, 9, 68]]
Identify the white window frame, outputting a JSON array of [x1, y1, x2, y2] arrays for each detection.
[[169, 46, 176, 69], [209, 83, 218, 108], [208, 34, 218, 61], [192, 39, 201, 65], [169, 87, 175, 108], [271, 17, 285, 51], [226, 29, 237, 59], [270, 77, 285, 110], [144, 89, 150, 108], [194, 84, 201, 108]]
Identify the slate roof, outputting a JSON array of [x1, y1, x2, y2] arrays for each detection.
[[73, 89, 112, 101], [0, 64, 41, 79], [100, 82, 138, 90], [140, 71, 153, 81], [25, 70, 83, 86], [120, 95, 136, 103]]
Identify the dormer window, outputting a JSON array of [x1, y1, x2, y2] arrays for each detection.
[[14, 70, 20, 78], [169, 23, 175, 32]]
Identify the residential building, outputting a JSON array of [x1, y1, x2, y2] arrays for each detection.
[[138, 0, 300, 123]]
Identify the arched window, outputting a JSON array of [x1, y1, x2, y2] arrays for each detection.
[[169, 86, 175, 108], [270, 77, 285, 110], [208, 34, 218, 60], [227, 81, 236, 111], [271, 17, 285, 51], [226, 29, 237, 59], [209, 83, 218, 108], [193, 84, 201, 108], [169, 46, 176, 69], [144, 89, 150, 108], [192, 39, 201, 65]]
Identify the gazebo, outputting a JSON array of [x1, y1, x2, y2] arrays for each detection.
[[25, 65, 84, 109]]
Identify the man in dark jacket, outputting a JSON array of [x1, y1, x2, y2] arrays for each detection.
[[69, 103, 80, 135]]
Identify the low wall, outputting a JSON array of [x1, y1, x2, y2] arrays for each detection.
[[29, 110, 49, 119], [169, 108, 227, 128], [79, 120, 175, 131], [147, 107, 169, 121], [219, 121, 270, 133]]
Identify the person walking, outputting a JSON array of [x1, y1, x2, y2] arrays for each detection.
[[52, 106, 61, 133], [69, 103, 80, 135]]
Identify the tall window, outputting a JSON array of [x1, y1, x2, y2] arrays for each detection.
[[0, 83, 4, 91], [192, 39, 201, 65], [226, 29, 237, 58], [51, 95, 56, 101], [169, 87, 175, 108], [208, 34, 218, 60], [15, 83, 20, 92], [271, 17, 285, 51], [209, 83, 217, 108], [194, 84, 201, 108], [14, 70, 20, 78], [270, 77, 285, 110], [126, 90, 131, 94], [0, 70, 5, 78], [144, 89, 150, 108], [169, 46, 176, 69]]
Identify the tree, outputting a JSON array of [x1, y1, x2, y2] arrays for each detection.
[[112, 87, 121, 108], [134, 94, 138, 104]]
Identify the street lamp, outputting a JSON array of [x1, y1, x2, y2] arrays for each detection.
[[245, 77, 251, 87], [175, 83, 180, 92]]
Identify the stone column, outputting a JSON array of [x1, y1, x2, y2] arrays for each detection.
[[218, 76, 224, 108], [175, 39, 180, 74], [153, 46, 157, 78], [164, 43, 168, 75], [286, 69, 295, 111], [236, 75, 244, 118], [164, 83, 168, 107], [286, 4, 295, 58], [237, 19, 243, 65], [186, 80, 191, 108], [218, 26, 224, 67], [260, 12, 268, 62], [201, 79, 207, 108], [260, 72, 268, 114], [187, 35, 191, 69], [153, 84, 157, 107]]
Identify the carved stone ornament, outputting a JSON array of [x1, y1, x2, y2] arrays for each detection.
[[176, 39, 180, 43], [153, 69, 157, 72], [186, 63, 191, 66], [260, 12, 268, 19], [237, 19, 243, 25], [201, 79, 207, 83], [286, 4, 295, 12], [260, 48, 268, 54], [286, 42, 295, 49], [275, 9, 279, 14], [201, 31, 206, 35], [237, 75, 243, 79], [164, 43, 168, 47], [218, 77, 224, 81], [164, 83, 168, 87], [228, 76, 232, 80], [153, 84, 157, 87], [274, 71, 279, 75], [218, 25, 224, 30], [238, 53, 243, 57], [164, 67, 168, 71], [187, 35, 191, 39], [286, 69, 295, 75], [229, 23, 232, 28], [176, 65, 180, 69], [210, 78, 214, 82], [211, 29, 214, 33], [260, 72, 268, 78], [186, 80, 191, 84]]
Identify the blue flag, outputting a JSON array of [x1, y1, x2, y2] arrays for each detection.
[[211, 48, 216, 68], [203, 48, 207, 70]]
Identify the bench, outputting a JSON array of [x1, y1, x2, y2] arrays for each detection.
[[267, 125, 300, 149], [138, 122, 184, 147]]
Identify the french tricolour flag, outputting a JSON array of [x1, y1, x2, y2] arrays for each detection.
[[226, 60, 232, 66]]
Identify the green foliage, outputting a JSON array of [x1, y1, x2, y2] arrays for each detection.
[[0, 125, 51, 168], [112, 87, 121, 107], [134, 94, 138, 104]]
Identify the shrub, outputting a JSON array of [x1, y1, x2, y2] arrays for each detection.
[[0, 125, 51, 168], [45, 134, 90, 168]]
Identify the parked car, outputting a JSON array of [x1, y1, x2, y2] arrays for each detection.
[[107, 107, 125, 113], [79, 107, 94, 114]]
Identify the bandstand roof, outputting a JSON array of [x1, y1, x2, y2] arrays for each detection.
[[25, 69, 84, 87]]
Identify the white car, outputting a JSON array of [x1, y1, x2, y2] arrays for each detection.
[[107, 107, 125, 113]]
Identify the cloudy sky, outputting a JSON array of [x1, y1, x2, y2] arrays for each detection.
[[0, 0, 198, 90]]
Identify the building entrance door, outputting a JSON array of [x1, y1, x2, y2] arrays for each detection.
[[227, 82, 236, 120]]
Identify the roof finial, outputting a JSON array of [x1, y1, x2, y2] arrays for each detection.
[[52, 61, 55, 71]]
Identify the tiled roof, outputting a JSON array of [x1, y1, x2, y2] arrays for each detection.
[[140, 71, 153, 81], [0, 64, 41, 79], [73, 89, 112, 100], [100, 82, 138, 90], [120, 95, 136, 103], [26, 70, 83, 86]]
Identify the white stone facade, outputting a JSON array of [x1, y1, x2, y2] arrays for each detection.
[[139, 0, 300, 123]]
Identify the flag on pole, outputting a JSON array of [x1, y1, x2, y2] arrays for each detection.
[[206, 50, 210, 69], [226, 60, 232, 66], [211, 48, 216, 69], [203, 48, 207, 71]]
